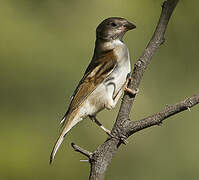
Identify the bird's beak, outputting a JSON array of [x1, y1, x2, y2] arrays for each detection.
[[123, 21, 136, 31]]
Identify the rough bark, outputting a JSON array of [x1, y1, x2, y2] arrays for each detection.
[[71, 0, 199, 179]]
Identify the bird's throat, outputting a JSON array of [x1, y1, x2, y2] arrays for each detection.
[[94, 38, 123, 58]]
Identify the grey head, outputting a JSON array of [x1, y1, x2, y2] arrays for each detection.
[[96, 17, 136, 41]]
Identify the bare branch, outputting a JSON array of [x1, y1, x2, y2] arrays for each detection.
[[71, 142, 93, 159], [115, 0, 179, 129], [127, 93, 199, 135], [88, 0, 180, 179]]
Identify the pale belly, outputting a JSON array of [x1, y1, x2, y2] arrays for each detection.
[[76, 40, 131, 118], [76, 59, 131, 118]]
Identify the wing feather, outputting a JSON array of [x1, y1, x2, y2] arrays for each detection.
[[61, 50, 117, 123]]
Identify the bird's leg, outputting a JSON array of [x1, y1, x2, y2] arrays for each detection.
[[124, 76, 139, 95], [89, 115, 128, 144], [113, 74, 139, 99], [89, 115, 113, 138], [112, 88, 123, 106]]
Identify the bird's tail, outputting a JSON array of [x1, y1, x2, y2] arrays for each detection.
[[50, 112, 82, 164]]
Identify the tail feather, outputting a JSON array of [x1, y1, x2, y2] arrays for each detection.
[[60, 116, 66, 127], [50, 114, 82, 164], [50, 135, 64, 164]]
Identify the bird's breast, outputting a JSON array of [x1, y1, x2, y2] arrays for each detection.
[[80, 40, 131, 117], [104, 41, 131, 94]]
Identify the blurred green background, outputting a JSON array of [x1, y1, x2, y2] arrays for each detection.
[[0, 0, 199, 179]]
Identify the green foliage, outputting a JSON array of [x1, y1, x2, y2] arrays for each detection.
[[0, 0, 198, 179]]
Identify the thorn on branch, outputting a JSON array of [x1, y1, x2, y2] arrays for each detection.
[[185, 98, 194, 112], [157, 120, 163, 126], [80, 159, 89, 162], [160, 37, 165, 45], [71, 142, 93, 160]]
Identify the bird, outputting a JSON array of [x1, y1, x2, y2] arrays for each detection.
[[50, 17, 136, 164]]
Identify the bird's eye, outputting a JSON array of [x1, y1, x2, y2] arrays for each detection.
[[110, 22, 117, 27]]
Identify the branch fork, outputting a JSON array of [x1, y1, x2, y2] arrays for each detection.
[[69, 1, 199, 179]]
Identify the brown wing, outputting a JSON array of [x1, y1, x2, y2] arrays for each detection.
[[62, 50, 117, 122]]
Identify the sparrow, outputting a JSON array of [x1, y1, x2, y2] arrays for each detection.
[[50, 17, 136, 164]]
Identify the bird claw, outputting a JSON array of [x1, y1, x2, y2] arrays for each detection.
[[124, 87, 139, 96], [107, 132, 128, 145], [124, 76, 139, 96], [107, 133, 128, 145], [120, 134, 128, 145]]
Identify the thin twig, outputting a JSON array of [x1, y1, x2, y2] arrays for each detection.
[[71, 142, 93, 159], [127, 93, 199, 135]]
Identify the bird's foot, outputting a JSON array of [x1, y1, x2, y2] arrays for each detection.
[[124, 87, 139, 96], [124, 76, 139, 96], [107, 131, 128, 145], [120, 134, 128, 145]]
